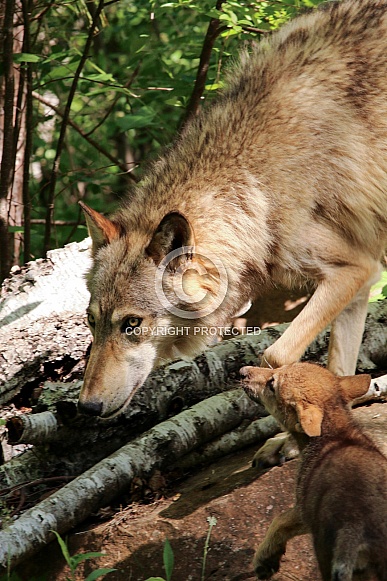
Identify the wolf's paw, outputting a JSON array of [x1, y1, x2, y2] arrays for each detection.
[[252, 432, 299, 468], [254, 554, 282, 579]]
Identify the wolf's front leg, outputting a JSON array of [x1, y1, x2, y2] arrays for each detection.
[[262, 260, 380, 373], [253, 506, 308, 579]]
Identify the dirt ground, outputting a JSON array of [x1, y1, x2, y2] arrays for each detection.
[[18, 447, 319, 581], [15, 401, 387, 581]]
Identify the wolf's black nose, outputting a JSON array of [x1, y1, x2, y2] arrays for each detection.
[[78, 399, 103, 417]]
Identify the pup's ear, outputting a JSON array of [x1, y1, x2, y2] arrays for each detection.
[[338, 374, 371, 403], [79, 202, 121, 255], [146, 212, 194, 265], [295, 402, 323, 437]]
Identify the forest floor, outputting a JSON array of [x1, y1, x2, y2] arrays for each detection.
[[16, 401, 387, 581]]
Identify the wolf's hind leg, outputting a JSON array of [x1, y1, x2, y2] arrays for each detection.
[[328, 264, 382, 376]]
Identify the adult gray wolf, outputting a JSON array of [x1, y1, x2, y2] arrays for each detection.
[[79, 0, 387, 418], [241, 362, 387, 581]]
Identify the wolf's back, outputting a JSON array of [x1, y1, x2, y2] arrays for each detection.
[[131, 0, 387, 260]]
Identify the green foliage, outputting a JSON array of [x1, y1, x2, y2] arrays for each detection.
[[144, 537, 174, 581], [163, 538, 174, 581], [369, 271, 387, 302], [52, 531, 116, 581], [144, 516, 217, 581], [23, 0, 325, 260]]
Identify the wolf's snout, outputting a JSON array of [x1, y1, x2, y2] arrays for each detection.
[[78, 398, 103, 417]]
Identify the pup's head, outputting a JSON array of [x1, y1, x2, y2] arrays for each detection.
[[240, 363, 371, 437], [78, 203, 231, 418]]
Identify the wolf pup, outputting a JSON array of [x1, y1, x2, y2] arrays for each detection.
[[240, 362, 387, 581], [79, 0, 387, 418]]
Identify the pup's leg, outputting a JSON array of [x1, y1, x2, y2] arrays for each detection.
[[262, 260, 380, 370], [328, 266, 381, 375], [253, 506, 308, 579], [328, 527, 363, 581]]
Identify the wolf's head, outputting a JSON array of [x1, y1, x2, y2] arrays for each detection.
[[78, 202, 231, 418]]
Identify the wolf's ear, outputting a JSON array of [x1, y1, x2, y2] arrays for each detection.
[[146, 212, 194, 265], [295, 402, 323, 437], [79, 202, 121, 255], [338, 374, 371, 403]]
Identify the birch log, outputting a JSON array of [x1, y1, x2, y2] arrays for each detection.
[[0, 389, 264, 571], [0, 239, 92, 403]]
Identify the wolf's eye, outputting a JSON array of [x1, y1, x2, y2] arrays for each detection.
[[87, 313, 96, 328], [266, 377, 275, 393], [122, 317, 142, 333]]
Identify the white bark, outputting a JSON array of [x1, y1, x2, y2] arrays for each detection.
[[0, 389, 264, 571], [176, 414, 280, 470]]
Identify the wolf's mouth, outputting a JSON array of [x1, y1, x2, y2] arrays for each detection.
[[101, 379, 144, 420]]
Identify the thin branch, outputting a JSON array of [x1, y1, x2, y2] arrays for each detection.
[[180, 1, 226, 130], [43, 0, 106, 256], [0, 0, 16, 283], [22, 0, 33, 263], [28, 219, 83, 225], [0, 475, 74, 497], [241, 25, 270, 35], [32, 91, 137, 178]]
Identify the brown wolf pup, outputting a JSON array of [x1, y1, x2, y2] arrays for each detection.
[[240, 362, 387, 581], [79, 0, 387, 418]]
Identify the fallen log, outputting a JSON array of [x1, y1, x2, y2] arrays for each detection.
[[0, 239, 92, 403], [175, 414, 281, 470], [0, 389, 267, 571]]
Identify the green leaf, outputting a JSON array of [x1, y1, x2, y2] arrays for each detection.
[[84, 569, 116, 581], [115, 109, 156, 131], [13, 52, 41, 63], [163, 539, 174, 581], [143, 578, 166, 581], [0, 419, 6, 426], [51, 531, 73, 570], [71, 552, 106, 567]]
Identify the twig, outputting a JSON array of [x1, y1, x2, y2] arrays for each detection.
[[0, 475, 75, 497], [27, 219, 83, 226], [0, 0, 16, 282], [22, 0, 33, 263], [43, 0, 106, 256], [180, 1, 227, 130], [9, 487, 26, 518], [32, 91, 137, 178], [241, 25, 270, 35]]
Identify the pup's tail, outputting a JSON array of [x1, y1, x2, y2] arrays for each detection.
[[331, 526, 365, 581]]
